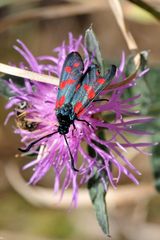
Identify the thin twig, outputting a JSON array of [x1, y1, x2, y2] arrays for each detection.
[[127, 0, 160, 21]]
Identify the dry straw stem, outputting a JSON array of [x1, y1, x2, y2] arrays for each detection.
[[108, 0, 141, 76], [0, 63, 59, 85], [4, 160, 156, 209], [108, 0, 138, 52], [0, 56, 140, 87]]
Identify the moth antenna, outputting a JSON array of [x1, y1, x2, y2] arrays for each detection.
[[18, 131, 58, 153], [64, 134, 79, 172]]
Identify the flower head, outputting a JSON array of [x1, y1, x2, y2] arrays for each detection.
[[5, 33, 152, 206]]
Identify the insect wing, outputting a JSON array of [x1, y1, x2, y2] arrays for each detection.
[[56, 52, 84, 110], [72, 64, 116, 116], [91, 64, 117, 97], [71, 65, 96, 115]]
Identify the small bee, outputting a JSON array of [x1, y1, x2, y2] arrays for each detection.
[[15, 101, 38, 131]]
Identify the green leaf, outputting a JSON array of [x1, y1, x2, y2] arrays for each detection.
[[84, 26, 104, 75], [0, 78, 13, 98], [140, 50, 149, 70], [124, 51, 153, 114], [88, 168, 110, 236], [125, 50, 149, 76], [0, 74, 25, 98], [151, 117, 160, 192], [125, 52, 137, 77], [124, 57, 160, 192], [152, 140, 160, 192], [87, 130, 110, 236], [126, 50, 149, 71]]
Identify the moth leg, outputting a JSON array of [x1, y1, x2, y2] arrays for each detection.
[[64, 134, 79, 172], [72, 122, 77, 136], [73, 122, 76, 130], [76, 118, 94, 130], [18, 130, 58, 152], [45, 100, 54, 104], [93, 98, 109, 102]]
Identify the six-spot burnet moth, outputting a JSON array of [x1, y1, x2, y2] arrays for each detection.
[[19, 52, 117, 171]]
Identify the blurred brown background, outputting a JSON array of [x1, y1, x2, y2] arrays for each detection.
[[0, 1, 160, 240]]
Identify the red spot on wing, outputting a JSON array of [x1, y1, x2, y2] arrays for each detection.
[[74, 102, 83, 114], [83, 84, 95, 99], [65, 66, 72, 73], [59, 96, 65, 107], [56, 95, 65, 109], [73, 62, 80, 67], [77, 108, 85, 117], [60, 81, 66, 89], [88, 89, 95, 99], [67, 78, 76, 85], [97, 78, 105, 84], [60, 79, 76, 89]]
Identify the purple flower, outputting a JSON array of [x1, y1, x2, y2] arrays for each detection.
[[5, 33, 152, 206]]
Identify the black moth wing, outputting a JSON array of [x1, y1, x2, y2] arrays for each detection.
[[55, 52, 84, 110], [71, 64, 117, 116]]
